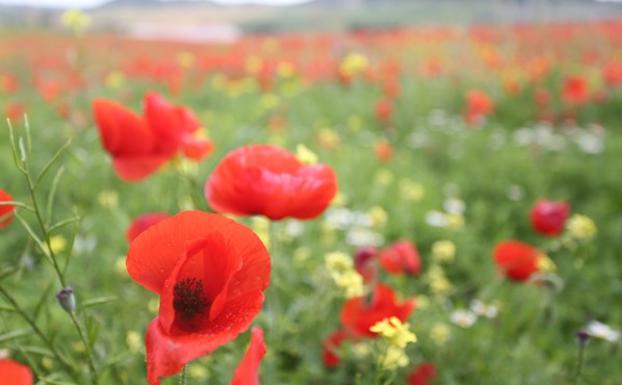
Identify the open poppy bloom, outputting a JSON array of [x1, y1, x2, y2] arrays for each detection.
[[205, 145, 338, 220], [354, 246, 378, 282], [126, 211, 271, 385], [0, 358, 33, 385], [322, 329, 349, 368], [0, 189, 15, 229], [530, 199, 570, 237], [341, 283, 414, 337], [126, 212, 171, 242], [92, 92, 213, 181], [379, 240, 421, 275], [407, 362, 437, 385], [230, 327, 266, 385], [493, 240, 540, 281]]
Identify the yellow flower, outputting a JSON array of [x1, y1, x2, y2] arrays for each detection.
[[347, 114, 363, 132], [427, 265, 452, 296], [126, 331, 142, 353], [105, 71, 125, 89], [48, 236, 67, 254], [375, 169, 394, 186], [277, 61, 296, 78], [446, 213, 464, 230], [325, 252, 364, 298], [61, 9, 90, 34], [317, 128, 340, 150], [567, 214, 596, 241], [340, 52, 369, 77], [296, 144, 318, 165], [147, 299, 159, 314], [245, 55, 263, 74], [379, 345, 409, 370], [177, 52, 196, 69], [399, 179, 425, 202], [414, 294, 430, 309], [370, 317, 417, 349], [432, 240, 456, 264], [293, 247, 310, 264], [430, 323, 450, 345], [41, 357, 54, 369], [72, 341, 86, 353], [251, 217, 271, 249], [98, 190, 118, 209], [368, 206, 388, 228], [537, 254, 557, 272], [114, 257, 127, 276], [259, 94, 280, 110], [331, 192, 348, 207], [188, 364, 209, 380]]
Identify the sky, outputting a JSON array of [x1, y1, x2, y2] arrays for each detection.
[[0, 0, 312, 7]]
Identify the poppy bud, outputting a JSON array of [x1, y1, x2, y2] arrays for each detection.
[[576, 330, 590, 346], [56, 287, 76, 313]]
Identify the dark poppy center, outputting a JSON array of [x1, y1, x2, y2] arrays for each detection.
[[173, 278, 209, 322]]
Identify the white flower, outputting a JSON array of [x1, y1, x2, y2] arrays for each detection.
[[284, 220, 304, 238], [470, 300, 498, 319], [346, 228, 384, 247], [586, 321, 620, 343], [426, 211, 448, 227], [444, 198, 465, 215], [450, 309, 477, 328]]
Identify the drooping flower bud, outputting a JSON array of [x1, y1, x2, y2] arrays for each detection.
[[56, 287, 76, 313]]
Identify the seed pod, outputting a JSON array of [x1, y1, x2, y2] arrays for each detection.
[[56, 287, 76, 313]]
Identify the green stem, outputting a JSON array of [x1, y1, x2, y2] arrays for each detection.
[[178, 365, 188, 385], [69, 311, 99, 385], [573, 342, 586, 384], [0, 284, 79, 382]]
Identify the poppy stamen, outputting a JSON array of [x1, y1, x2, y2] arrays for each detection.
[[173, 278, 209, 321]]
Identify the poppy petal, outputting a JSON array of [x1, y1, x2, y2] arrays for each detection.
[[112, 155, 170, 182], [92, 99, 154, 155], [230, 327, 266, 385], [0, 359, 33, 385]]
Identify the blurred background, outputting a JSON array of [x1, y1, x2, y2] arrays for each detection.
[[2, 0, 622, 39]]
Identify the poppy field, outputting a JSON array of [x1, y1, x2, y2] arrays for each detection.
[[1, 15, 622, 385]]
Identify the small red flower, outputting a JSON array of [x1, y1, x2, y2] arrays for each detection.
[[0, 189, 15, 230], [375, 99, 393, 124], [374, 139, 394, 163], [464, 90, 494, 125], [407, 362, 437, 385], [354, 246, 378, 282], [322, 329, 348, 368], [493, 240, 540, 282], [205, 145, 338, 220], [126, 212, 171, 242], [530, 199, 570, 237], [126, 211, 271, 385], [0, 358, 33, 385], [603, 61, 622, 87], [230, 327, 266, 385], [341, 283, 414, 338], [92, 92, 213, 181], [379, 240, 421, 275], [562, 75, 589, 105]]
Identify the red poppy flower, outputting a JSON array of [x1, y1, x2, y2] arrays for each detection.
[[407, 362, 437, 385], [126, 211, 271, 385], [126, 212, 171, 242], [493, 240, 540, 282], [92, 92, 213, 181], [230, 327, 266, 385], [322, 329, 348, 368], [530, 199, 570, 237], [464, 89, 494, 125], [379, 240, 421, 275], [374, 139, 394, 163], [205, 145, 338, 220], [375, 99, 393, 124], [562, 75, 589, 105], [0, 358, 33, 385], [603, 61, 622, 87], [354, 246, 378, 282], [341, 283, 414, 337], [0, 189, 15, 230]]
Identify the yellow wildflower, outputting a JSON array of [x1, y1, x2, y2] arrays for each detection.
[[340, 52, 369, 77], [432, 240, 456, 264], [537, 254, 557, 272], [105, 71, 125, 89], [379, 346, 409, 370], [126, 331, 142, 353], [399, 179, 425, 202], [368, 206, 388, 228], [97, 190, 118, 209], [49, 235, 67, 254], [296, 144, 318, 165], [61, 9, 90, 34], [567, 214, 597, 241], [430, 323, 450, 345], [370, 317, 417, 349], [188, 365, 209, 380]]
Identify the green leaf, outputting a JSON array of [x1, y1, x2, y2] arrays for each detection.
[[79, 296, 117, 311], [0, 328, 31, 343], [36, 139, 72, 187]]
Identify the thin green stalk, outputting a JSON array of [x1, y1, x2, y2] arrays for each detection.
[[573, 342, 586, 384], [68, 311, 99, 385], [0, 284, 79, 381], [178, 365, 188, 385]]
